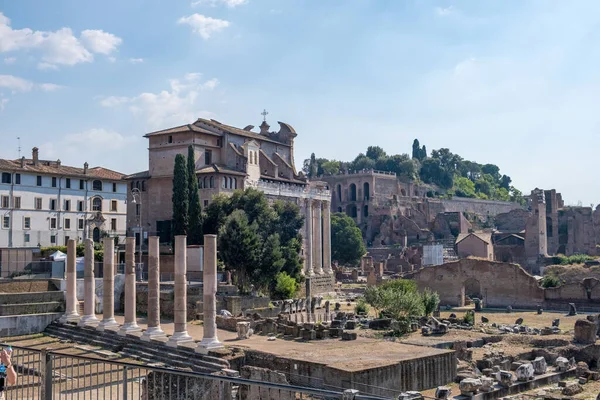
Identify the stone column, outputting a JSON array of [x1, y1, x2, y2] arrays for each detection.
[[313, 200, 324, 275], [98, 237, 118, 331], [79, 239, 99, 327], [167, 236, 194, 347], [305, 199, 314, 276], [322, 201, 333, 275], [197, 234, 224, 354], [119, 237, 141, 336], [142, 237, 166, 341], [60, 239, 80, 324]]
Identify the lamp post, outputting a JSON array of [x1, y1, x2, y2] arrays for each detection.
[[131, 188, 142, 281]]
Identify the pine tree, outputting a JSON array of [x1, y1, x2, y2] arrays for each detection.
[[187, 146, 203, 245], [172, 154, 189, 237], [421, 145, 427, 160], [412, 139, 421, 160]]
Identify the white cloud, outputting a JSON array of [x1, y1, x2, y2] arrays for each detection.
[[0, 74, 34, 92], [100, 72, 218, 129], [108, 56, 116, 63], [39, 129, 142, 173], [37, 62, 59, 70], [435, 6, 454, 16], [0, 12, 121, 69], [99, 96, 131, 107], [129, 58, 144, 64], [178, 14, 230, 39], [39, 83, 63, 92], [0, 98, 8, 111], [191, 0, 248, 8], [4, 57, 16, 64], [80, 30, 122, 55], [0, 74, 63, 96]]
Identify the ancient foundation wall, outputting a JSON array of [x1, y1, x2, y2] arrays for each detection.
[[408, 259, 600, 310], [407, 259, 545, 308], [306, 274, 335, 295], [243, 349, 456, 396], [439, 198, 522, 217]]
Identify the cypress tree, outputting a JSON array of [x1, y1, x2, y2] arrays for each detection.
[[172, 154, 189, 236], [187, 146, 203, 245], [412, 139, 420, 160]]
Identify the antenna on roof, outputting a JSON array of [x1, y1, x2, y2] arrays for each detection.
[[17, 137, 21, 159]]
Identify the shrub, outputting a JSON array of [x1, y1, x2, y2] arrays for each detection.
[[552, 253, 596, 265], [355, 298, 370, 315], [462, 311, 475, 325], [541, 274, 561, 288], [272, 272, 298, 300], [421, 288, 440, 316]]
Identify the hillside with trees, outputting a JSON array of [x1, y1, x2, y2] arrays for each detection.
[[304, 140, 525, 205]]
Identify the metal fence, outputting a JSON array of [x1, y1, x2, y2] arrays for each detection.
[[1, 344, 388, 400]]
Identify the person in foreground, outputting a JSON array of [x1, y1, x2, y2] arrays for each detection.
[[0, 347, 16, 398]]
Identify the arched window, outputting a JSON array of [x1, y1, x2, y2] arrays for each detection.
[[233, 178, 237, 189], [228, 177, 233, 189], [210, 176, 214, 188], [203, 177, 208, 189], [349, 184, 357, 201], [92, 197, 102, 211], [92, 180, 103, 191], [136, 181, 140, 189], [130, 181, 134, 190], [198, 177, 203, 189], [337, 184, 342, 202], [363, 205, 369, 217], [364, 182, 370, 201], [222, 177, 227, 188]]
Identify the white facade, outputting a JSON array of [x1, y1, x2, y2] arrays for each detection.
[[0, 162, 127, 248]]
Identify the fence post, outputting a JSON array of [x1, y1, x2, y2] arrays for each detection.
[[122, 366, 128, 400], [40, 350, 53, 400]]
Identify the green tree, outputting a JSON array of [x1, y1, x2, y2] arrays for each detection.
[[321, 160, 340, 175], [453, 176, 476, 198], [412, 139, 422, 160], [187, 146, 203, 245], [202, 195, 231, 235], [331, 212, 366, 266], [350, 154, 376, 171], [420, 158, 453, 188], [421, 288, 440, 316], [481, 164, 501, 183], [218, 210, 261, 293], [172, 154, 189, 236], [366, 146, 387, 160], [258, 233, 286, 289], [272, 272, 298, 300]]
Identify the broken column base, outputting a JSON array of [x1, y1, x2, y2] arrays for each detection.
[[118, 323, 142, 336], [59, 313, 81, 324], [141, 327, 168, 342], [195, 338, 224, 354], [166, 331, 195, 348], [96, 319, 120, 332], [78, 315, 99, 327]]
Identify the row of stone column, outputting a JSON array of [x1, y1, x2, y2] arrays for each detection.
[[59, 235, 223, 353], [305, 199, 333, 276]]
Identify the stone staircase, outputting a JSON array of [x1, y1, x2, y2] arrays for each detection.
[[44, 322, 230, 373], [0, 290, 64, 316]]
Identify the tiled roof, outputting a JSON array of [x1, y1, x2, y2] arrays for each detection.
[[144, 124, 222, 138], [456, 232, 492, 245], [196, 164, 247, 176], [0, 158, 125, 180], [124, 170, 151, 180], [228, 143, 245, 157], [195, 118, 290, 146]]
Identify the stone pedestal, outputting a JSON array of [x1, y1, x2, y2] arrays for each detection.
[[142, 237, 166, 341], [196, 234, 224, 354], [79, 239, 99, 327], [167, 236, 194, 347], [98, 238, 119, 331], [60, 239, 80, 324], [119, 237, 141, 336]]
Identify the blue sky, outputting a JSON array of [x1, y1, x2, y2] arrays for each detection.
[[1, 0, 600, 204]]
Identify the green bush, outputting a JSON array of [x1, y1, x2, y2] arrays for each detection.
[[421, 288, 440, 316], [540, 274, 561, 288], [462, 311, 475, 325], [355, 298, 370, 315], [272, 272, 298, 300], [552, 253, 596, 265]]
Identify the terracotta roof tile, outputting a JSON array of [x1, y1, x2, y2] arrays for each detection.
[[0, 158, 125, 180]]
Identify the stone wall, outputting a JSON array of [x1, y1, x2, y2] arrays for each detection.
[[222, 296, 271, 316], [408, 259, 600, 309], [495, 208, 531, 232], [407, 259, 545, 308], [440, 198, 522, 218], [306, 274, 335, 295]]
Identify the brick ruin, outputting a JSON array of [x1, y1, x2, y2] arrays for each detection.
[[322, 171, 600, 274]]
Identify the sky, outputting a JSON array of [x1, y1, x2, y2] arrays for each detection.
[[1, 0, 600, 205]]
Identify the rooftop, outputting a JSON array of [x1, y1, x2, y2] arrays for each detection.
[[0, 149, 125, 181]]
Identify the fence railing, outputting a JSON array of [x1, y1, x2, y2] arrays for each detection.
[[1, 344, 388, 400]]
